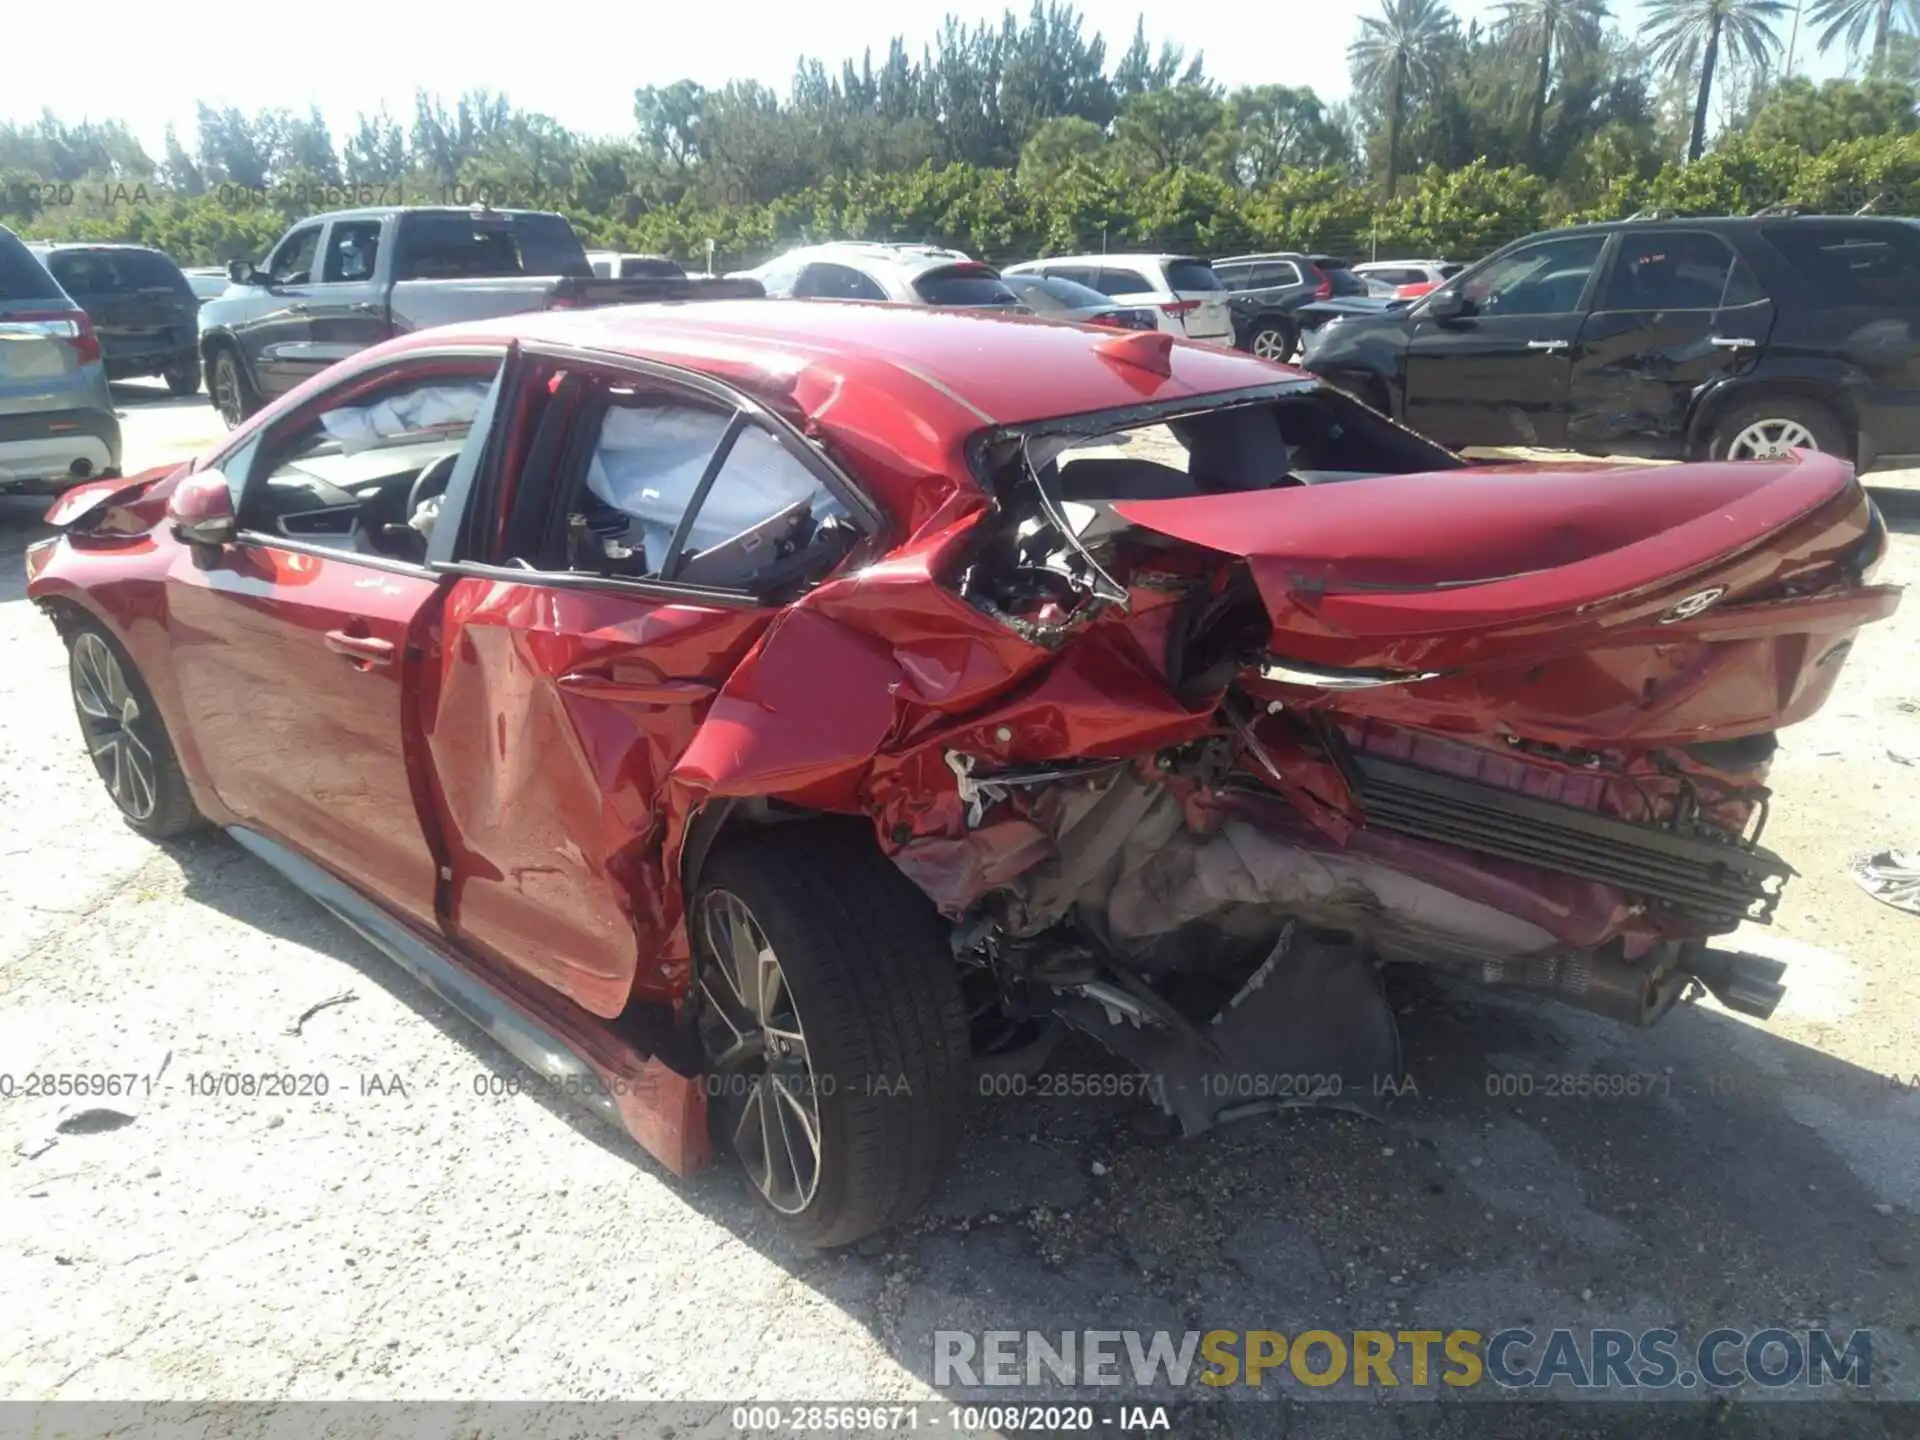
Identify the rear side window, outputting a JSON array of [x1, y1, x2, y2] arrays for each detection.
[[793, 263, 888, 301], [914, 265, 1019, 306], [1759, 221, 1920, 306], [1163, 260, 1224, 293], [1087, 267, 1153, 297], [47, 248, 191, 296], [322, 222, 382, 283], [619, 256, 685, 279], [0, 230, 65, 303], [396, 214, 590, 281], [1600, 231, 1750, 311], [1312, 259, 1366, 296], [573, 394, 850, 589]]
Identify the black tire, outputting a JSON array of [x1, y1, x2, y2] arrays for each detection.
[[65, 621, 205, 839], [164, 355, 201, 398], [208, 347, 258, 428], [1707, 395, 1847, 462], [694, 820, 969, 1247], [1246, 318, 1298, 364]]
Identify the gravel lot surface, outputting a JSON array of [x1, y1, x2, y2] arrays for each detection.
[[2, 382, 1916, 1436]]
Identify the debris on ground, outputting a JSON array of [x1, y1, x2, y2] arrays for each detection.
[[1851, 848, 1920, 915], [287, 990, 359, 1036], [54, 1108, 135, 1136]]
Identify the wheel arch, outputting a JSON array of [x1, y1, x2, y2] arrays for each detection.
[[198, 327, 252, 385], [1687, 375, 1861, 462]]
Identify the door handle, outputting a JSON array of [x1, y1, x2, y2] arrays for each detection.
[[325, 630, 395, 666], [286, 302, 310, 315], [1709, 336, 1757, 349], [348, 302, 380, 314], [1526, 339, 1569, 352]]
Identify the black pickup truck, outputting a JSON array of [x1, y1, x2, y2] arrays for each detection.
[[197, 207, 756, 425]]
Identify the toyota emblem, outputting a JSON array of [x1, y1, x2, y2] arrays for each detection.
[[1660, 586, 1726, 623]]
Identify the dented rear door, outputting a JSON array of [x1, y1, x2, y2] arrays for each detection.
[[424, 575, 769, 1017]]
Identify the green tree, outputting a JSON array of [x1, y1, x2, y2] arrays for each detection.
[[1496, 0, 1610, 163], [1749, 75, 1919, 148], [1641, 0, 1789, 161], [1017, 116, 1107, 187], [1112, 86, 1226, 173], [1349, 0, 1461, 197], [1807, 0, 1920, 72], [1224, 85, 1351, 183]]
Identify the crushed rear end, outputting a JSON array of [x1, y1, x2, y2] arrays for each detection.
[[862, 378, 1898, 1131]]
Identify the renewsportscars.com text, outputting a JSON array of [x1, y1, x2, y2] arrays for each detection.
[[933, 1327, 1874, 1392]]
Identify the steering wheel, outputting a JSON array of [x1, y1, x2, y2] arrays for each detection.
[[406, 450, 462, 522]]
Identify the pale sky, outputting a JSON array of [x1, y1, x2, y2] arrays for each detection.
[[8, 0, 1853, 156]]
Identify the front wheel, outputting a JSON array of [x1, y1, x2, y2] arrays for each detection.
[[66, 623, 204, 838], [693, 822, 969, 1247], [208, 349, 257, 428], [1709, 396, 1846, 462]]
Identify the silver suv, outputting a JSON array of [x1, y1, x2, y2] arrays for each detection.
[[0, 225, 121, 492], [733, 243, 1024, 307]]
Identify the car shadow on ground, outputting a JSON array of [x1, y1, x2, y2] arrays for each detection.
[[153, 829, 1920, 1435], [108, 378, 206, 411]]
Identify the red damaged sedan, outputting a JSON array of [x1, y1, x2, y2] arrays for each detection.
[[26, 300, 1900, 1245]]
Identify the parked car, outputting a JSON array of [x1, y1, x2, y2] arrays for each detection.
[[27, 301, 1898, 1246], [1301, 214, 1920, 469], [1000, 273, 1156, 330], [731, 242, 1023, 308], [587, 251, 688, 280], [1210, 252, 1370, 360], [28, 242, 202, 395], [1353, 259, 1464, 298], [0, 225, 121, 491], [182, 267, 232, 306], [1001, 253, 1233, 343], [198, 206, 759, 428]]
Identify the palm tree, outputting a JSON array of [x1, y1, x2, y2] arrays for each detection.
[[1642, 0, 1790, 161], [1349, 0, 1460, 197], [1496, 0, 1610, 164], [1807, 0, 1920, 71]]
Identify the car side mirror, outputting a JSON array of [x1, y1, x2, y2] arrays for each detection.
[[1424, 290, 1466, 320], [226, 259, 262, 285], [167, 470, 237, 550]]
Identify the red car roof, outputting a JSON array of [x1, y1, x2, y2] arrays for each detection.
[[407, 299, 1293, 436]]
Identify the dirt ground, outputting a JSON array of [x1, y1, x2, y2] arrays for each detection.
[[1, 383, 1915, 1436]]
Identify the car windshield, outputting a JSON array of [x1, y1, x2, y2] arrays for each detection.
[[1163, 259, 1224, 293], [914, 265, 1021, 306]]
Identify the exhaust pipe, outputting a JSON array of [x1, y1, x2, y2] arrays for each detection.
[[1466, 947, 1691, 1027], [69, 457, 94, 479], [1681, 948, 1788, 1021]]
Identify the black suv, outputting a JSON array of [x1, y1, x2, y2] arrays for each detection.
[[1212, 252, 1369, 362], [1299, 214, 1920, 471], [28, 243, 202, 395]]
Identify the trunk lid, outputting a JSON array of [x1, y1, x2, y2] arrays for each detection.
[[1115, 453, 1899, 743]]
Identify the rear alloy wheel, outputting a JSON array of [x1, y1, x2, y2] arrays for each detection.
[[1710, 397, 1845, 462], [67, 626, 202, 838], [1248, 319, 1298, 363], [209, 350, 256, 428], [694, 822, 969, 1247]]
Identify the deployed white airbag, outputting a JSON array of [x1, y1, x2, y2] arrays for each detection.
[[319, 382, 492, 454], [585, 406, 828, 572]]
